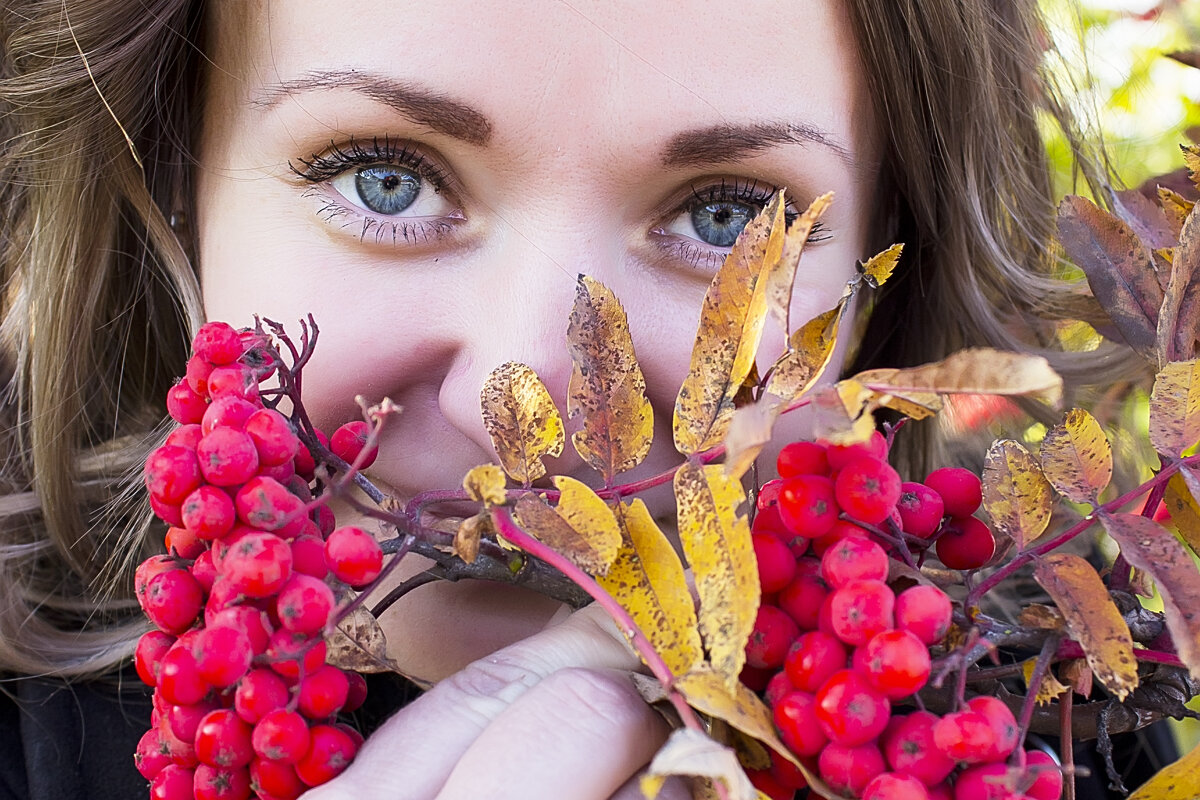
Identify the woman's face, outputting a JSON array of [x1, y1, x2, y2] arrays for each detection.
[[197, 0, 878, 683]]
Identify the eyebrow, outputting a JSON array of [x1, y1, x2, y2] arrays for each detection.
[[253, 70, 493, 146], [253, 71, 852, 167]]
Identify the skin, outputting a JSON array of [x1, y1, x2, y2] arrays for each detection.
[[196, 1, 878, 795]]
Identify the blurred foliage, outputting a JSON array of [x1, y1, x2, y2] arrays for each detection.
[[1041, 0, 1200, 195]]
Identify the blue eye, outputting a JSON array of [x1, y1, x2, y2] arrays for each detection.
[[690, 201, 756, 247], [354, 166, 422, 215]]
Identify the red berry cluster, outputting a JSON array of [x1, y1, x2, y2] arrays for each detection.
[[134, 322, 385, 800], [741, 434, 1062, 800]]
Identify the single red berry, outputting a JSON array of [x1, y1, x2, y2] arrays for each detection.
[[181, 484, 237, 540], [150, 764, 196, 800], [291, 534, 330, 579], [165, 525, 206, 559], [276, 574, 335, 636], [167, 381, 209, 425], [767, 750, 810, 791], [144, 445, 204, 506], [967, 696, 1020, 761], [810, 520, 871, 558], [195, 709, 255, 768], [820, 535, 888, 589], [814, 669, 891, 746], [746, 768, 793, 800], [201, 395, 259, 435], [193, 321, 245, 365], [863, 772, 931, 800], [882, 711, 957, 787], [933, 710, 998, 764], [757, 478, 785, 510], [752, 532, 797, 594], [859, 629, 932, 699], [294, 724, 358, 786], [894, 585, 954, 645], [773, 690, 828, 757], [157, 709, 200, 766], [136, 631, 177, 686], [784, 630, 847, 693], [135, 727, 174, 779], [195, 624, 255, 688], [207, 606, 273, 654], [777, 441, 829, 477], [778, 475, 839, 538], [924, 467, 982, 517], [817, 740, 887, 797], [343, 671, 369, 713], [234, 668, 291, 724], [244, 408, 301, 466], [954, 762, 1021, 800], [150, 494, 186, 528], [186, 354, 215, 396], [324, 526, 384, 588], [329, 420, 378, 468], [828, 579, 895, 647], [266, 631, 327, 680], [834, 456, 902, 525], [166, 423, 204, 451], [207, 364, 259, 403], [157, 643, 210, 706], [250, 757, 306, 800], [1023, 750, 1064, 800], [221, 532, 293, 598], [196, 427, 260, 486], [298, 664, 350, 719], [235, 475, 306, 532], [194, 764, 252, 800], [823, 431, 888, 471], [252, 709, 312, 763], [745, 605, 800, 670], [897, 482, 946, 538], [142, 569, 204, 635], [763, 670, 795, 708], [167, 697, 221, 745], [935, 516, 995, 570]]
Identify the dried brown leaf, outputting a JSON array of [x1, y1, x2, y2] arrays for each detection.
[[566, 275, 654, 483], [982, 439, 1054, 549], [766, 192, 833, 338], [1099, 512, 1200, 679], [1039, 408, 1112, 504], [1033, 553, 1138, 701], [462, 463, 507, 506], [1148, 359, 1200, 457], [674, 194, 786, 454], [1184, 143, 1200, 192], [1161, 206, 1200, 361], [723, 394, 783, 481], [855, 348, 1062, 405], [595, 499, 703, 676], [1018, 604, 1066, 631], [807, 380, 877, 445], [480, 362, 564, 484], [512, 477, 620, 576], [1061, 658, 1094, 698], [326, 606, 399, 673], [1160, 187, 1195, 234], [640, 728, 757, 800], [453, 512, 489, 564], [674, 462, 759, 685], [1057, 195, 1163, 360]]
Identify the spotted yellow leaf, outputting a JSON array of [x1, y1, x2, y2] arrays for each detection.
[[480, 362, 564, 484]]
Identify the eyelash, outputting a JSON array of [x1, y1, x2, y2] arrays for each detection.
[[290, 137, 829, 265]]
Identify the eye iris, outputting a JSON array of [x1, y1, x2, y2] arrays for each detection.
[[691, 201, 755, 247], [355, 166, 421, 215]]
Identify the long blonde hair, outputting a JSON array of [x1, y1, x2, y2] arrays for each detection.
[[0, 0, 1132, 677]]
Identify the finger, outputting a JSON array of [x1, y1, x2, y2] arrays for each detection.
[[303, 603, 641, 800], [437, 667, 671, 800]]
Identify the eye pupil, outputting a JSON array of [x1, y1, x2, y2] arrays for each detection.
[[691, 201, 754, 247], [355, 166, 421, 215]]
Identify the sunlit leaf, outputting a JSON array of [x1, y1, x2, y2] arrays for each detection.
[[764, 304, 846, 402], [1033, 553, 1138, 701], [807, 380, 877, 445], [858, 243, 904, 288], [1128, 739, 1200, 800], [674, 462, 759, 685], [723, 393, 783, 481], [1057, 195, 1162, 360], [1039, 408, 1113, 504], [1021, 658, 1069, 705], [565, 275, 654, 483], [480, 362, 565, 484], [1099, 512, 1200, 679], [765, 192, 833, 339], [1159, 187, 1195, 235], [1148, 360, 1200, 458], [674, 194, 787, 454], [462, 463, 507, 506], [1164, 471, 1200, 557], [849, 367, 945, 420], [640, 728, 756, 800], [853, 348, 1062, 406], [512, 476, 620, 576], [595, 499, 703, 676], [982, 439, 1054, 549], [326, 606, 399, 674], [1184, 143, 1200, 192]]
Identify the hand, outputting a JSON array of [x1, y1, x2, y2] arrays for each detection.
[[301, 603, 686, 800]]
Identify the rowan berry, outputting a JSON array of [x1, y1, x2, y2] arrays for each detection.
[[165, 525, 206, 559], [894, 585, 954, 645], [967, 696, 1020, 760], [751, 503, 788, 539], [834, 457, 902, 525], [784, 630, 847, 693], [767, 751, 810, 790], [933, 710, 998, 764], [135, 727, 174, 779], [276, 574, 335, 636], [778, 475, 839, 537], [859, 629, 931, 699], [234, 669, 291, 724], [158, 643, 210, 706], [810, 520, 869, 557], [817, 740, 886, 797], [752, 532, 797, 594], [862, 772, 931, 800], [150, 495, 186, 528], [897, 482, 945, 538], [195, 624, 255, 688], [136, 631, 177, 686], [329, 420, 378, 468], [824, 431, 889, 471], [757, 478, 785, 510], [763, 669, 795, 707], [777, 441, 829, 477], [882, 711, 957, 787], [343, 671, 369, 713], [324, 526, 384, 587], [167, 381, 209, 425], [145, 445, 204, 506], [294, 724, 358, 786], [194, 764, 252, 800], [150, 764, 196, 800], [250, 757, 306, 800], [924, 467, 982, 517], [186, 354, 215, 396], [814, 669, 891, 746], [195, 709, 255, 768], [245, 408, 301, 467], [221, 532, 293, 598], [193, 322, 245, 365], [202, 396, 259, 434], [143, 569, 204, 635], [236, 476, 305, 532], [209, 606, 273, 653], [252, 709, 312, 763], [773, 690, 828, 757], [166, 423, 205, 450], [182, 485, 237, 540], [291, 534, 330, 579], [745, 604, 800, 669], [167, 697, 221, 745], [746, 768, 793, 800], [828, 579, 894, 647], [1024, 750, 1064, 800], [821, 535, 888, 589], [954, 762, 1021, 800], [298, 664, 350, 719], [196, 427, 260, 486], [266, 631, 327, 680], [935, 516, 995, 570], [207, 364, 259, 403]]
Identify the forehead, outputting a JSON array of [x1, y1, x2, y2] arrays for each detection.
[[205, 0, 876, 180]]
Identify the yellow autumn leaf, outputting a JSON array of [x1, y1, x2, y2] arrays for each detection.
[[807, 380, 877, 445], [596, 499, 703, 676], [853, 348, 1063, 405], [1156, 208, 1200, 364], [1099, 512, 1200, 679], [849, 367, 944, 419], [462, 463, 507, 506], [764, 303, 846, 402], [1039, 408, 1113, 504], [858, 242, 904, 288], [722, 393, 783, 481], [674, 462, 760, 685], [1033, 553, 1138, 701], [1128, 740, 1200, 800], [765, 192, 834, 339], [674, 194, 787, 455], [566, 275, 654, 483], [1160, 186, 1195, 233], [675, 665, 803, 771], [1184, 143, 1200, 192], [480, 362, 565, 484], [640, 729, 757, 800], [1164, 471, 1200, 556], [1149, 360, 1200, 458], [982, 439, 1054, 549], [1021, 658, 1069, 705], [511, 477, 620, 576]]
